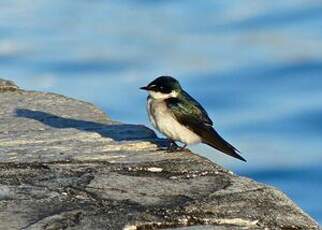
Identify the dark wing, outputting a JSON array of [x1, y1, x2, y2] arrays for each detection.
[[166, 94, 246, 162], [180, 90, 213, 126]]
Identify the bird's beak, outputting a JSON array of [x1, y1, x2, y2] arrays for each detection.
[[140, 86, 149, 90]]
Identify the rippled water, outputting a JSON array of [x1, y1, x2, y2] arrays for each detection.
[[1, 0, 321, 224]]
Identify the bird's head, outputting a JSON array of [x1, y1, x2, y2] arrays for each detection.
[[140, 76, 182, 99]]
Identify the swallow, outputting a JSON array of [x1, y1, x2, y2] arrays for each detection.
[[140, 76, 246, 162]]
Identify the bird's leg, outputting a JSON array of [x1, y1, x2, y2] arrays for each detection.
[[179, 144, 187, 151], [167, 140, 179, 152]]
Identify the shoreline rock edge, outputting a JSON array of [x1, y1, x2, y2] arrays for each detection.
[[0, 79, 320, 230]]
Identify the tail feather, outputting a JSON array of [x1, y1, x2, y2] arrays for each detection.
[[202, 127, 246, 162]]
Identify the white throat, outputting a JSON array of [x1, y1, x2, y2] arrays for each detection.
[[148, 90, 178, 100]]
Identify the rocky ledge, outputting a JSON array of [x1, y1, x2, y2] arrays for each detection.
[[0, 79, 320, 230]]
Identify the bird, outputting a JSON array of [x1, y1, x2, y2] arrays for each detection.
[[140, 76, 246, 162]]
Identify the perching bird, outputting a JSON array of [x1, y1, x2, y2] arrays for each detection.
[[140, 76, 246, 162]]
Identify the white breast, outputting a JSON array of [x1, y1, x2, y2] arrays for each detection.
[[147, 97, 201, 145]]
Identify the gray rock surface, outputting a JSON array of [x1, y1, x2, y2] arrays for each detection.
[[0, 79, 19, 92], [0, 79, 320, 230]]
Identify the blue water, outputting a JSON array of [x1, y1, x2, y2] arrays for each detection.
[[1, 0, 321, 224]]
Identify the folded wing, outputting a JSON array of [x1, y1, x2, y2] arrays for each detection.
[[166, 92, 246, 162]]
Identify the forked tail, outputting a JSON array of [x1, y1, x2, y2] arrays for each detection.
[[202, 127, 246, 162]]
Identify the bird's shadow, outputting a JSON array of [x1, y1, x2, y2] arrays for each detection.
[[15, 109, 166, 146]]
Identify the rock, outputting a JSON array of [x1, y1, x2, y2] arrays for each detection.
[[0, 79, 320, 230], [0, 79, 19, 92]]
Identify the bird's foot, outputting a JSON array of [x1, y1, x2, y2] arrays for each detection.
[[178, 144, 187, 151], [167, 141, 179, 152], [167, 141, 187, 152]]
